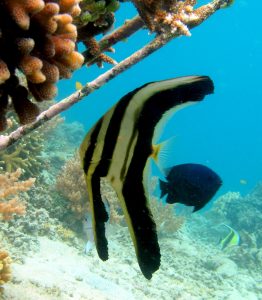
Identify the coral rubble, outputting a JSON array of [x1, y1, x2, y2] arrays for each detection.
[[0, 0, 84, 130]]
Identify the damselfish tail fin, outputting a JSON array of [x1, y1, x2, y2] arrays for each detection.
[[159, 179, 169, 198]]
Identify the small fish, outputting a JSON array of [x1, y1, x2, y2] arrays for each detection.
[[83, 213, 94, 254], [159, 163, 222, 212], [80, 75, 214, 279], [240, 179, 247, 185], [219, 224, 240, 250], [75, 81, 83, 90]]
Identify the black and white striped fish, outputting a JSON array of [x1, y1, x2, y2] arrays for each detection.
[[79, 75, 214, 279]]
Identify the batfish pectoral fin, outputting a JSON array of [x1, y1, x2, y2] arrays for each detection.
[[85, 172, 109, 261]]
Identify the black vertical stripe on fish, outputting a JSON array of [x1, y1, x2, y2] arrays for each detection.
[[121, 76, 214, 279], [90, 171, 109, 260], [96, 87, 144, 176], [83, 118, 103, 174], [80, 75, 214, 280]]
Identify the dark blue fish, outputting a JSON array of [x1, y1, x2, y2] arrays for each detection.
[[159, 163, 222, 211]]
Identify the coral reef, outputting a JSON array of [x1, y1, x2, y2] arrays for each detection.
[[150, 196, 185, 237], [212, 184, 262, 248], [0, 120, 88, 262], [0, 169, 35, 221], [0, 250, 12, 288], [43, 120, 85, 177], [186, 183, 262, 273], [0, 0, 84, 130], [0, 115, 45, 177], [100, 178, 125, 225], [0, 110, 65, 178], [56, 152, 89, 220]]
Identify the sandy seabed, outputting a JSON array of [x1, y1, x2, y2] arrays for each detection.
[[1, 225, 262, 300]]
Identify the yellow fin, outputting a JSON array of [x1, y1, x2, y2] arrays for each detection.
[[75, 81, 83, 90], [151, 136, 177, 173]]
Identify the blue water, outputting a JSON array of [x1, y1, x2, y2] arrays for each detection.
[[58, 1, 261, 198]]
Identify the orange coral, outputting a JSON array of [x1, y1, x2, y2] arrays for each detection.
[[0, 199, 26, 221], [0, 250, 12, 287], [0, 0, 84, 130], [59, 0, 81, 17], [4, 0, 45, 30], [0, 169, 35, 221]]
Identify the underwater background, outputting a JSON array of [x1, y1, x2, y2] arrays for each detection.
[[60, 0, 262, 196], [1, 1, 262, 299]]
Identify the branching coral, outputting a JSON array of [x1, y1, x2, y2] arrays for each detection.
[[0, 168, 35, 221], [0, 115, 45, 177], [0, 0, 84, 130], [75, 0, 120, 67], [131, 0, 232, 35], [0, 110, 64, 177], [0, 250, 12, 287]]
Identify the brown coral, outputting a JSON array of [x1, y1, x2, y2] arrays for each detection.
[[100, 178, 124, 225], [56, 153, 89, 219], [0, 250, 12, 287], [0, 168, 35, 220], [0, 0, 84, 131], [56, 153, 124, 224], [150, 196, 185, 235]]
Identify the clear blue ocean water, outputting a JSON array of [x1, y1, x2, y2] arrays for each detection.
[[58, 1, 261, 199]]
